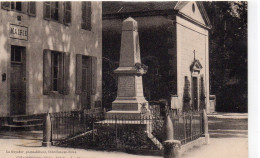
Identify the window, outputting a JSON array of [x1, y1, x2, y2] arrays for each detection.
[[81, 56, 89, 91], [11, 2, 22, 11], [11, 46, 22, 63], [51, 52, 60, 91], [192, 3, 195, 13], [44, 2, 59, 21], [64, 2, 71, 25], [51, 2, 59, 21], [43, 50, 70, 95], [28, 2, 36, 16], [75, 55, 97, 95], [1, 2, 36, 16], [81, 2, 91, 30], [43, 2, 71, 25]]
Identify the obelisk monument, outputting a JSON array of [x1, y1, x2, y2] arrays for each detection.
[[106, 17, 149, 119]]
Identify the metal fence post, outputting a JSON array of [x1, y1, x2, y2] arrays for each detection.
[[183, 113, 186, 144], [72, 113, 75, 135], [115, 115, 118, 147], [190, 114, 192, 141], [92, 114, 95, 141]]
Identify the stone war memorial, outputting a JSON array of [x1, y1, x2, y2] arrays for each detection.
[[106, 17, 150, 119]]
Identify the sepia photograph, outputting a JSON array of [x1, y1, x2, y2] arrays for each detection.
[[0, 1, 250, 158]]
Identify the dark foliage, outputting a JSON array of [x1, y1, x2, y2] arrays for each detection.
[[200, 76, 206, 110], [203, 2, 247, 112], [183, 77, 191, 112], [102, 57, 118, 110]]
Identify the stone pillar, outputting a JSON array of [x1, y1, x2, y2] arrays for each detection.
[[163, 115, 181, 158], [42, 112, 52, 147], [163, 140, 181, 158], [203, 109, 210, 144], [164, 115, 174, 141], [106, 17, 149, 119]]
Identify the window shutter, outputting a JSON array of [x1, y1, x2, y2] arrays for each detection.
[[43, 50, 52, 95], [64, 2, 71, 25], [86, 2, 92, 30], [1, 2, 11, 10], [76, 54, 82, 94], [91, 56, 97, 95], [28, 2, 36, 16], [58, 53, 64, 94], [58, 2, 63, 23], [81, 2, 87, 29], [63, 52, 70, 95], [43, 2, 51, 20], [82, 2, 91, 30], [21, 2, 27, 13]]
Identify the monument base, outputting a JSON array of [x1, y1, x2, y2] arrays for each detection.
[[105, 110, 144, 119], [106, 97, 149, 119]]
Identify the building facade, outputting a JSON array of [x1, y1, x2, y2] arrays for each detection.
[[0, 2, 102, 116], [103, 1, 212, 113]]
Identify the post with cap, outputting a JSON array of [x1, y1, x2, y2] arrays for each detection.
[[42, 112, 52, 147], [203, 109, 210, 144], [163, 114, 181, 158]]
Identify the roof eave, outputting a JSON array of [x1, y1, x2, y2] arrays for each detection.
[[103, 9, 179, 20]]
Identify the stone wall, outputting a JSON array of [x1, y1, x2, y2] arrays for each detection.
[[175, 15, 210, 112]]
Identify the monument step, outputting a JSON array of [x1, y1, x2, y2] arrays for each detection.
[[112, 104, 139, 111], [146, 130, 163, 150], [95, 119, 152, 125], [106, 110, 142, 113], [105, 110, 145, 119]]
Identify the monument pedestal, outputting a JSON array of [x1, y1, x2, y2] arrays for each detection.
[[106, 17, 149, 119], [106, 69, 149, 119]]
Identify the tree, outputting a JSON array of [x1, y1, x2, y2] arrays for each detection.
[[200, 76, 206, 110], [203, 2, 247, 112], [183, 76, 191, 112]]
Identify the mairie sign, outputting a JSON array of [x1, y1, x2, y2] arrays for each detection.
[[9, 24, 28, 41]]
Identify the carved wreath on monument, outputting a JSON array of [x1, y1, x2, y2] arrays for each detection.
[[135, 63, 148, 75], [140, 102, 150, 117]]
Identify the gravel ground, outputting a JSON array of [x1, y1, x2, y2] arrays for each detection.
[[0, 113, 248, 158], [182, 138, 248, 158]]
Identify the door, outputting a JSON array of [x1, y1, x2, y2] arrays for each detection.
[[81, 56, 91, 109], [10, 46, 26, 115], [192, 77, 198, 111]]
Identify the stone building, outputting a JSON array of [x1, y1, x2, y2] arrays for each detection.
[[102, 1, 212, 113], [0, 2, 102, 116]]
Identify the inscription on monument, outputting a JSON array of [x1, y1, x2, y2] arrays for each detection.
[[118, 76, 135, 97], [136, 76, 144, 97]]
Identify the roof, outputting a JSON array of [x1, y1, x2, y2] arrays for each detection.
[[190, 59, 203, 71], [102, 1, 211, 28], [102, 1, 179, 15]]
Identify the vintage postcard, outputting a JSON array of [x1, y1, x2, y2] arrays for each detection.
[[0, 1, 249, 158]]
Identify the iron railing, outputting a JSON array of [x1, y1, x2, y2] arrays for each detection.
[[49, 106, 204, 151], [50, 109, 104, 142]]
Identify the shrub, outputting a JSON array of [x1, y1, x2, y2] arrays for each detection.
[[183, 76, 191, 112]]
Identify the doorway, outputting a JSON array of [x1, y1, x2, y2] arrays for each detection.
[[81, 56, 91, 109], [192, 77, 198, 111], [10, 45, 26, 115]]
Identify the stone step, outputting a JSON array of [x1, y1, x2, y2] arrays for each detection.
[[11, 114, 45, 121], [146, 130, 163, 150], [105, 110, 144, 119], [1, 123, 43, 131], [12, 119, 43, 126], [0, 114, 44, 131]]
